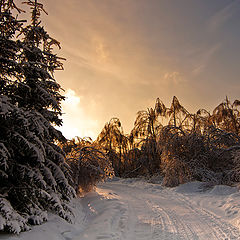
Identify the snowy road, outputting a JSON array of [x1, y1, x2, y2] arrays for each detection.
[[2, 178, 240, 240], [76, 179, 240, 240]]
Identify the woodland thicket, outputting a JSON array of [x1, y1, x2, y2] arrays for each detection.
[[96, 96, 240, 187]]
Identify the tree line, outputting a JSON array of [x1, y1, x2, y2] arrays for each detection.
[[96, 96, 240, 186]]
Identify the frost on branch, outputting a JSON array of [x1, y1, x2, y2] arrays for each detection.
[[63, 138, 114, 195]]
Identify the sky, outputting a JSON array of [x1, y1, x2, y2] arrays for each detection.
[[33, 0, 240, 140]]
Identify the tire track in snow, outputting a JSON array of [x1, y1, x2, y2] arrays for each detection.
[[126, 196, 154, 240], [166, 190, 240, 240], [112, 181, 240, 240], [146, 201, 177, 239], [116, 185, 197, 240], [146, 200, 199, 240], [76, 181, 240, 240]]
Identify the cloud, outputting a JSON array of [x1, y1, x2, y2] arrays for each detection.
[[192, 64, 205, 76], [208, 0, 240, 31], [44, 0, 240, 139], [58, 89, 99, 140], [163, 72, 186, 85], [94, 40, 109, 63], [191, 43, 221, 75], [63, 89, 80, 108]]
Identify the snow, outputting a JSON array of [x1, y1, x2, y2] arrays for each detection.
[[1, 178, 240, 239], [0, 198, 85, 240], [209, 185, 239, 195]]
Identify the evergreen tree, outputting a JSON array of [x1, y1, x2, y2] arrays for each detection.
[[0, 0, 23, 96], [0, 0, 75, 233]]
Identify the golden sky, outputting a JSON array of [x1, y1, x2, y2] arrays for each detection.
[[38, 0, 240, 139]]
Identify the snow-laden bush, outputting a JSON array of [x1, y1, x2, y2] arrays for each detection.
[[228, 149, 240, 183], [159, 126, 240, 187], [97, 96, 240, 186], [64, 138, 114, 195]]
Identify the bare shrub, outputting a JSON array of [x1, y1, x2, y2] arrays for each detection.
[[159, 125, 240, 187], [64, 138, 114, 195], [225, 149, 240, 184], [96, 96, 240, 188], [161, 154, 193, 187]]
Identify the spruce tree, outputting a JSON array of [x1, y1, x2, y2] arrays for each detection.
[[0, 0, 23, 95], [0, 0, 75, 233]]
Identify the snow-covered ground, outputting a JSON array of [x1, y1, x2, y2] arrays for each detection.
[[1, 178, 240, 240]]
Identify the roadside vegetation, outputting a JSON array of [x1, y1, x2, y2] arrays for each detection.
[[96, 96, 240, 187]]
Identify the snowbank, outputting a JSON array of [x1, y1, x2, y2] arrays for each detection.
[[0, 198, 85, 240]]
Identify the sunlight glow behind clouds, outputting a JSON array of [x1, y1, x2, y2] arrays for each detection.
[[64, 89, 80, 107], [44, 0, 240, 139], [59, 89, 99, 140]]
